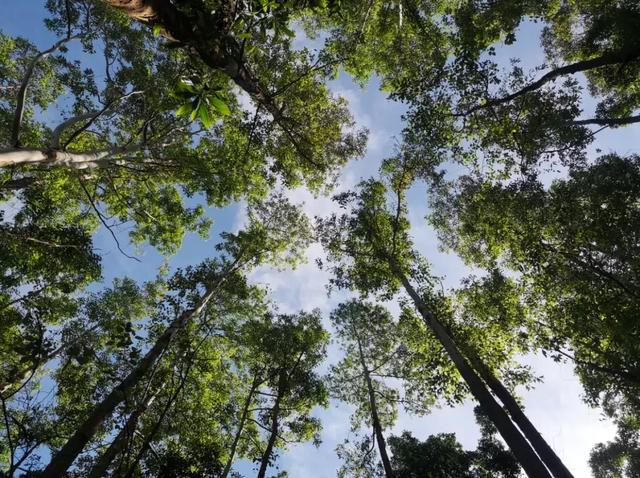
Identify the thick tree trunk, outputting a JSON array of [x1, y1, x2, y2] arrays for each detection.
[[221, 372, 261, 478], [354, 332, 394, 478], [86, 387, 160, 478], [257, 372, 285, 478], [385, 255, 553, 478], [101, 0, 284, 131], [0, 145, 140, 169], [40, 283, 220, 478]]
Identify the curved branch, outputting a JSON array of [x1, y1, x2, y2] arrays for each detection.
[[573, 114, 640, 127], [11, 35, 81, 147], [458, 47, 640, 117]]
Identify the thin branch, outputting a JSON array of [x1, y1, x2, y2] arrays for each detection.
[[76, 174, 140, 262], [60, 90, 144, 150], [11, 34, 81, 147]]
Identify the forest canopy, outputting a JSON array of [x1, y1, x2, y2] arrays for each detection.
[[1, 0, 639, 477]]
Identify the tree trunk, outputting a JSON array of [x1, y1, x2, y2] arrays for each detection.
[[457, 341, 574, 478], [385, 255, 553, 478], [257, 372, 285, 478], [0, 145, 140, 169], [86, 387, 161, 478], [221, 371, 261, 478], [357, 339, 394, 478], [40, 281, 221, 478]]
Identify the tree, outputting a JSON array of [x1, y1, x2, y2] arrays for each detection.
[[0, 0, 366, 307], [317, 179, 573, 478], [329, 300, 405, 478], [238, 311, 328, 478], [429, 153, 640, 473], [39, 193, 313, 477], [0, 275, 164, 476]]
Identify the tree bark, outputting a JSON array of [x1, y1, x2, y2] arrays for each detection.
[[385, 255, 554, 478], [221, 371, 261, 478], [86, 387, 161, 478], [40, 277, 223, 478], [257, 371, 285, 478], [463, 348, 575, 478], [0, 145, 141, 169], [356, 336, 394, 478]]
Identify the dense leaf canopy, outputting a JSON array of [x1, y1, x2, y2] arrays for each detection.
[[1, 0, 640, 477]]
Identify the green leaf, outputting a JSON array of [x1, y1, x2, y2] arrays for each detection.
[[176, 103, 193, 118], [175, 80, 198, 96], [152, 23, 163, 36], [197, 103, 214, 129], [210, 96, 231, 116]]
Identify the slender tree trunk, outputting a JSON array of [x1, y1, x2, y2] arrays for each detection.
[[122, 361, 194, 478], [86, 387, 161, 478], [385, 255, 553, 478], [40, 279, 223, 478], [257, 372, 285, 478], [221, 372, 261, 478], [463, 348, 574, 478], [356, 337, 394, 478], [573, 114, 640, 127]]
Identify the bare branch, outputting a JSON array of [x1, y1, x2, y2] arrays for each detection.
[[76, 175, 140, 262]]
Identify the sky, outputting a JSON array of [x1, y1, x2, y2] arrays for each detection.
[[2, 2, 636, 476]]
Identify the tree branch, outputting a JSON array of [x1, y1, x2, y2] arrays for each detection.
[[457, 47, 640, 117], [11, 34, 81, 147]]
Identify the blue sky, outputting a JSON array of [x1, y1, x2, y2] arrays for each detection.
[[2, 2, 632, 476]]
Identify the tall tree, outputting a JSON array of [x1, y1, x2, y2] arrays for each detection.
[[318, 179, 572, 478], [429, 152, 640, 470], [238, 311, 328, 478], [39, 194, 313, 477], [329, 300, 405, 478]]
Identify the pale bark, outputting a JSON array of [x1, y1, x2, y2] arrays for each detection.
[[0, 145, 141, 169]]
